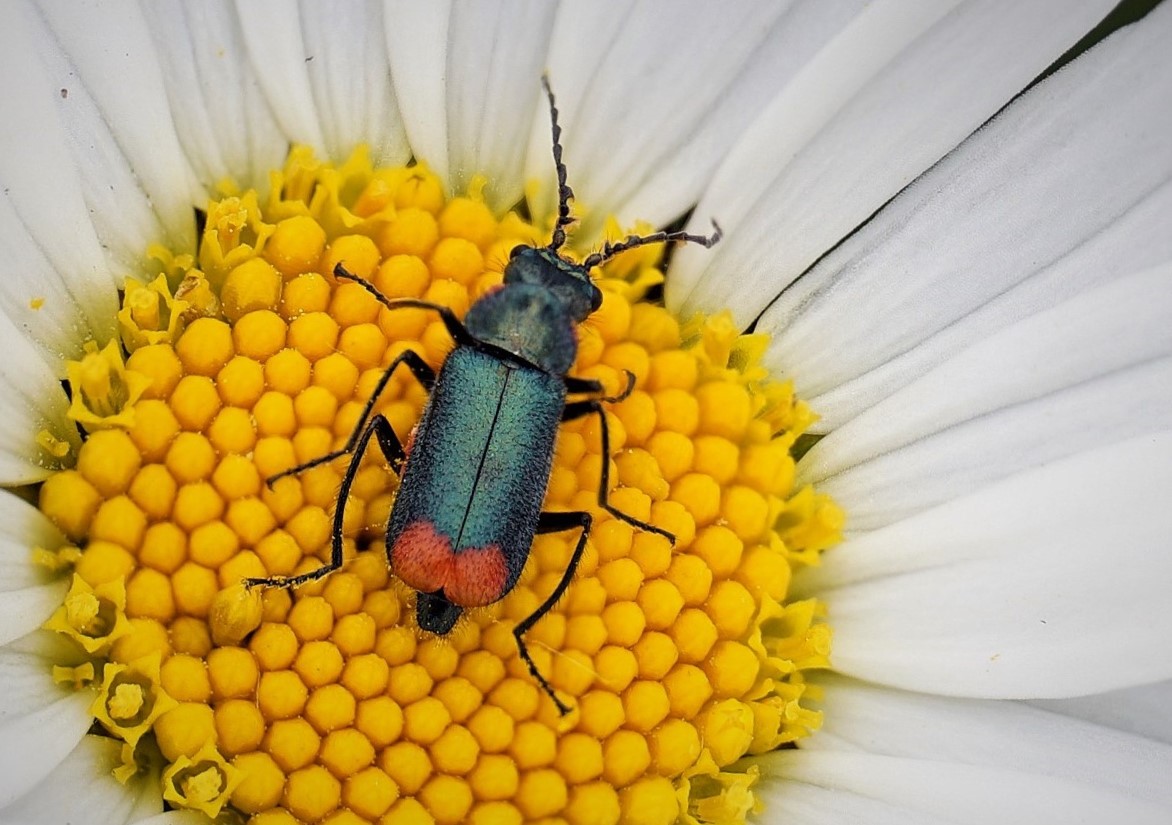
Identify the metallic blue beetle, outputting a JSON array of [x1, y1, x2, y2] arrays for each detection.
[[248, 78, 721, 714]]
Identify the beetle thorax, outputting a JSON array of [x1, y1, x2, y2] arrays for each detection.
[[464, 284, 579, 375]]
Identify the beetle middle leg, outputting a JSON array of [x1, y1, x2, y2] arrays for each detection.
[[246, 413, 406, 590], [266, 349, 435, 487], [562, 399, 676, 544], [565, 370, 635, 404], [513, 509, 593, 716]]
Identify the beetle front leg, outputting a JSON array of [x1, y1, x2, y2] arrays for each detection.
[[334, 263, 479, 348], [562, 400, 676, 544], [246, 415, 403, 591], [513, 509, 592, 716]]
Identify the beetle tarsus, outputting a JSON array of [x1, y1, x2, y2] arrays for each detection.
[[601, 370, 636, 404]]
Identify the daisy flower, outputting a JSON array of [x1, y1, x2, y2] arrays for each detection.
[[1, 1, 1170, 824]]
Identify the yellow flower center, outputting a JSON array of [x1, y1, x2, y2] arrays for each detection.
[[36, 146, 842, 825]]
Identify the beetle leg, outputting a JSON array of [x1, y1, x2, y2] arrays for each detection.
[[334, 264, 479, 347], [247, 413, 400, 590], [512, 509, 592, 716], [562, 401, 676, 544], [265, 350, 435, 487], [563, 376, 603, 394], [564, 369, 635, 403]]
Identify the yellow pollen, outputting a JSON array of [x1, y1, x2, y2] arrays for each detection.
[[108, 682, 146, 720], [81, 356, 113, 407], [66, 590, 100, 630], [128, 287, 160, 328], [162, 742, 243, 818], [182, 766, 222, 803], [36, 147, 842, 824]]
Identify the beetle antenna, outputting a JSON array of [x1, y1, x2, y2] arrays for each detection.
[[542, 75, 575, 253], [580, 220, 723, 270]]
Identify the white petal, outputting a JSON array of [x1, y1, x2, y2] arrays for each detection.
[[0, 493, 68, 641], [26, 0, 201, 264], [385, 0, 556, 210], [294, 0, 411, 166], [0, 319, 79, 485], [759, 751, 1171, 825], [799, 264, 1172, 531], [0, 193, 118, 369], [2, 734, 156, 824], [133, 815, 206, 825], [234, 0, 328, 152], [525, 0, 870, 241], [235, 0, 413, 167], [1030, 680, 1172, 747], [0, 645, 85, 737], [125, 769, 168, 825], [0, 647, 93, 809], [140, 0, 289, 193], [0, 1, 120, 359], [0, 584, 68, 650], [758, 4, 1172, 431], [0, 5, 126, 296], [755, 782, 951, 825], [670, 0, 1119, 325], [796, 431, 1172, 698], [383, 0, 452, 179], [804, 676, 1172, 807]]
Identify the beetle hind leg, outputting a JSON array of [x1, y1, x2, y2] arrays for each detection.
[[511, 509, 592, 716], [243, 566, 335, 590], [246, 414, 403, 592]]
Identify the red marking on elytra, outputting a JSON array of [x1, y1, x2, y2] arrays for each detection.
[[390, 522, 450, 593], [391, 521, 508, 608]]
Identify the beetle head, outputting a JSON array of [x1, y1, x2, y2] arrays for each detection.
[[504, 245, 602, 323]]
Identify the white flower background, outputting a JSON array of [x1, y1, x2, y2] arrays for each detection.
[[0, 1, 1170, 823]]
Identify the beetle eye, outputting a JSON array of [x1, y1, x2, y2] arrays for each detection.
[[509, 244, 526, 259], [589, 285, 603, 313]]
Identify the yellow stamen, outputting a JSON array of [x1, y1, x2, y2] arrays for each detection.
[[118, 274, 188, 350], [65, 340, 150, 431], [51, 662, 95, 689], [91, 653, 176, 746], [161, 741, 243, 818], [43, 575, 130, 653]]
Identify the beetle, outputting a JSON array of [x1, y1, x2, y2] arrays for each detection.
[[246, 77, 721, 714]]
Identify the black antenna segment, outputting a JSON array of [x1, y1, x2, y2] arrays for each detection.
[[539, 76, 722, 267], [542, 74, 575, 252], [581, 221, 723, 270]]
